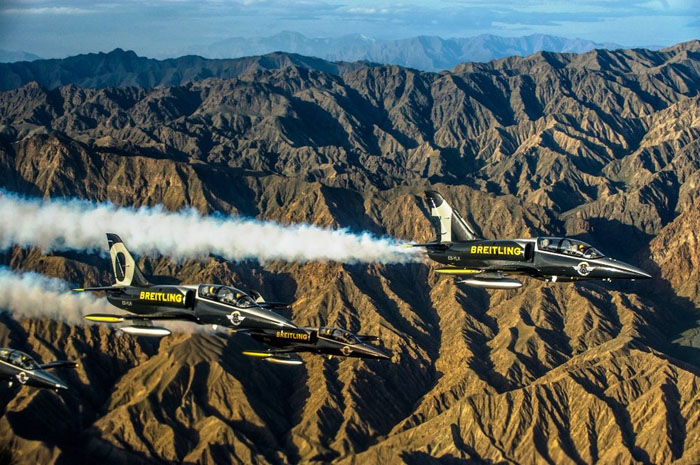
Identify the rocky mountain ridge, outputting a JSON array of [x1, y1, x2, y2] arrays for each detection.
[[0, 49, 374, 92], [0, 42, 699, 464]]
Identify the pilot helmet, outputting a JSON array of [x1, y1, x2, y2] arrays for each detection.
[[219, 289, 234, 302]]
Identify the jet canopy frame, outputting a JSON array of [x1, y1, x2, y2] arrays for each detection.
[[198, 285, 257, 308], [537, 237, 605, 259], [319, 327, 362, 345], [0, 349, 39, 370]]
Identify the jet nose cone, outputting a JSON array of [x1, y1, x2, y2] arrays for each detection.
[[615, 261, 652, 279], [631, 266, 652, 279], [597, 258, 652, 280], [360, 344, 391, 360], [36, 371, 69, 391]]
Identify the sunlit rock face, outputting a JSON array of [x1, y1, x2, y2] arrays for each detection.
[[1, 41, 700, 464]]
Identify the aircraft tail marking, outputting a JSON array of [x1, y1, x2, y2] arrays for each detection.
[[424, 191, 480, 243], [106, 233, 150, 287]]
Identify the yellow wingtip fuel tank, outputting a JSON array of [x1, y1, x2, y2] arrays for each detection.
[[242, 351, 272, 358], [435, 268, 481, 275], [84, 314, 125, 323]]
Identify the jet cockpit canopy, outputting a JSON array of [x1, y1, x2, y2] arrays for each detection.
[[320, 327, 360, 344], [537, 237, 605, 259], [199, 285, 257, 308], [0, 349, 38, 370]]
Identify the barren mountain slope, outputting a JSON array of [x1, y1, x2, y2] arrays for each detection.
[[1, 43, 699, 464]]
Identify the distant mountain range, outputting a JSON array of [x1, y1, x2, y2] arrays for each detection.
[[0, 36, 676, 92], [198, 32, 625, 71], [2, 32, 631, 71], [0, 49, 373, 91], [0, 49, 41, 63]]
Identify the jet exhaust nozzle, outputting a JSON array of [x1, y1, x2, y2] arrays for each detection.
[[458, 278, 523, 289]]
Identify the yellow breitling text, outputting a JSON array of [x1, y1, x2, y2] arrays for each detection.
[[139, 291, 183, 303], [470, 245, 522, 256], [276, 330, 310, 341]]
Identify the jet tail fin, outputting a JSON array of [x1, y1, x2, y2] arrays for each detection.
[[106, 233, 150, 287], [424, 191, 480, 243]]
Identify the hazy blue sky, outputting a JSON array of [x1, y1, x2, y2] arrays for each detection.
[[0, 0, 697, 58]]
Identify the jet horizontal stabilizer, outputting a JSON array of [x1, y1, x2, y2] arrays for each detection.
[[356, 335, 379, 341], [404, 242, 449, 250], [73, 286, 125, 292]]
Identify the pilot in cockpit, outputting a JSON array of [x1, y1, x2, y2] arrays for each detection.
[[235, 294, 255, 308], [217, 287, 236, 304], [20, 355, 35, 370]]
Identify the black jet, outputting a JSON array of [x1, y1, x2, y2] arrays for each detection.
[[409, 191, 652, 289], [241, 326, 391, 365], [0, 348, 76, 391], [76, 233, 297, 336]]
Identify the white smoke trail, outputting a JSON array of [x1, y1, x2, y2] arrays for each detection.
[[0, 267, 110, 324], [0, 192, 420, 264], [0, 267, 201, 334]]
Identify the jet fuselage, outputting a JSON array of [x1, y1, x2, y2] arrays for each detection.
[[247, 326, 390, 360], [427, 237, 651, 282], [97, 283, 296, 331], [0, 349, 72, 391]]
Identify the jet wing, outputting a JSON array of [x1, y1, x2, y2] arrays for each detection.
[[242, 349, 303, 366], [39, 361, 78, 370], [84, 312, 197, 323]]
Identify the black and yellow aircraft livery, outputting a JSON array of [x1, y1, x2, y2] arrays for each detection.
[[242, 326, 390, 365], [76, 233, 297, 336], [410, 191, 651, 289], [0, 348, 76, 391]]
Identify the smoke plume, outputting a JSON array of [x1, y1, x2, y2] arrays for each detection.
[[0, 267, 110, 324], [0, 192, 420, 264], [0, 267, 201, 334]]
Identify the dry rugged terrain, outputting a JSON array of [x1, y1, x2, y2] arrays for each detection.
[[0, 41, 699, 464]]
